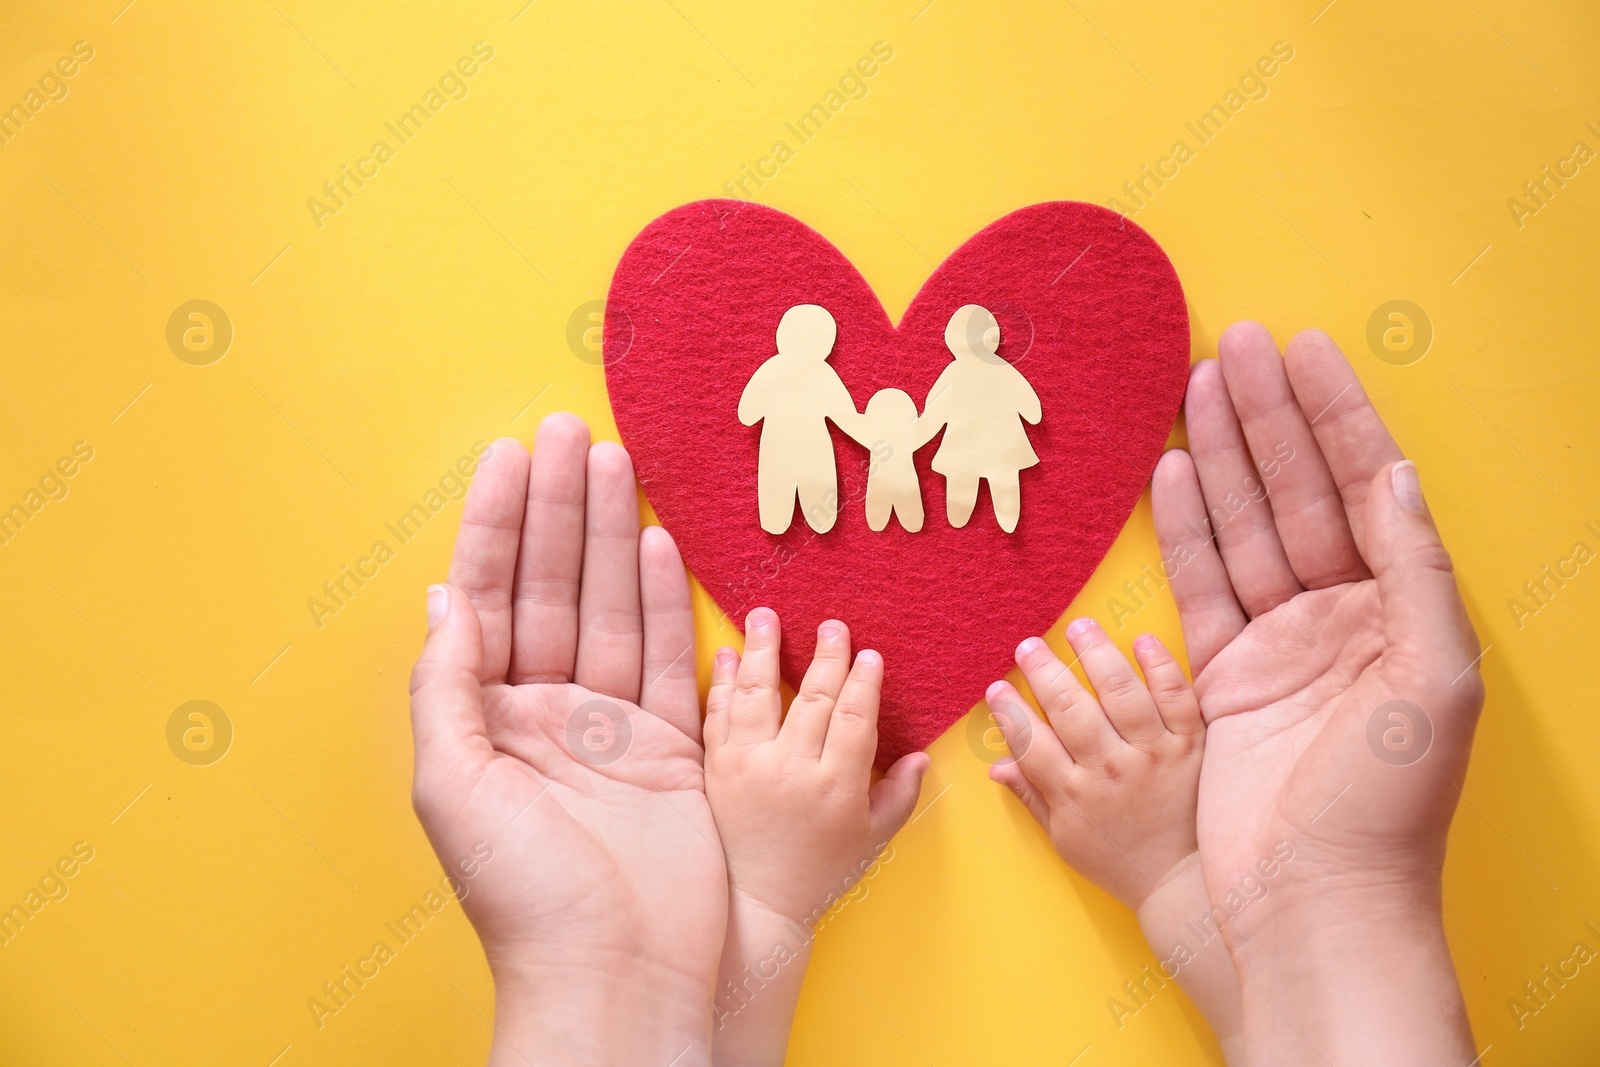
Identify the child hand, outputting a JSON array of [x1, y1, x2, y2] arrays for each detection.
[[986, 620, 1244, 1059], [703, 610, 930, 1066]]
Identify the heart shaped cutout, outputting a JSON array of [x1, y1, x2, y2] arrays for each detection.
[[605, 199, 1189, 767]]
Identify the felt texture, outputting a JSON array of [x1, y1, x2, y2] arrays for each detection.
[[605, 199, 1189, 768]]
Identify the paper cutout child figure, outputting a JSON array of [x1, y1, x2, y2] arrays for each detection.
[[739, 304, 868, 534], [859, 388, 942, 532], [919, 304, 1042, 533]]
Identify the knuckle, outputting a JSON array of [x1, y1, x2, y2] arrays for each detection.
[[796, 678, 835, 704], [647, 655, 695, 684], [1151, 672, 1191, 702], [832, 697, 870, 724], [733, 676, 773, 699], [408, 660, 444, 699], [1404, 540, 1456, 576], [1042, 690, 1086, 722], [582, 608, 645, 638], [1095, 672, 1141, 703], [514, 574, 579, 609]]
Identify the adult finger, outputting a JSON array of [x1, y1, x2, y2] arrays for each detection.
[[728, 608, 783, 743], [1282, 329, 1404, 560], [822, 649, 883, 777], [1151, 449, 1247, 676], [1364, 461, 1484, 715], [639, 526, 701, 742], [1185, 358, 1302, 616], [1014, 637, 1120, 764], [509, 414, 589, 685], [447, 438, 530, 683], [781, 619, 853, 756], [1061, 619, 1165, 745], [573, 442, 644, 702], [1131, 633, 1203, 736], [409, 584, 495, 812], [1217, 321, 1367, 588]]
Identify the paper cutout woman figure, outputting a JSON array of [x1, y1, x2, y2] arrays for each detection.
[[739, 304, 867, 534], [858, 388, 942, 532], [920, 304, 1041, 533]]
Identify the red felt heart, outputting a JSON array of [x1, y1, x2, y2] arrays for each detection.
[[605, 199, 1189, 768]]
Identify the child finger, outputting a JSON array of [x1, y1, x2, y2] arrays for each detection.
[[1013, 639, 1121, 764], [703, 646, 740, 750], [780, 619, 853, 756], [990, 759, 1052, 828], [866, 752, 931, 844], [1062, 619, 1165, 744], [1132, 633, 1204, 736], [984, 680, 1072, 796], [728, 608, 783, 743], [821, 649, 882, 777]]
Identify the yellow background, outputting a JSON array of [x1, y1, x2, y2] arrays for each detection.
[[2, 0, 1597, 1062]]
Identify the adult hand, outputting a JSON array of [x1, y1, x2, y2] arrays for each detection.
[[1152, 324, 1484, 1065], [409, 414, 726, 1067]]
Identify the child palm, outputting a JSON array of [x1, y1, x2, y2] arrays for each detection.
[[703, 612, 928, 922]]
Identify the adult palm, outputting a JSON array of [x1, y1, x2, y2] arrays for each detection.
[[1151, 325, 1483, 1060], [410, 415, 725, 1063]]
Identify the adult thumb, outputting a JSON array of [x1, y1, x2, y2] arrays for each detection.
[[1363, 461, 1484, 705], [409, 584, 493, 793]]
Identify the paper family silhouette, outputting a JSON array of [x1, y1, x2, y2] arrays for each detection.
[[739, 303, 1042, 536]]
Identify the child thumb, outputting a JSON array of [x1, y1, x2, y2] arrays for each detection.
[[867, 752, 932, 844]]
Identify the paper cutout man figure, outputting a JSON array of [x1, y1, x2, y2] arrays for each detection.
[[859, 388, 942, 532], [920, 304, 1041, 533], [739, 304, 867, 534]]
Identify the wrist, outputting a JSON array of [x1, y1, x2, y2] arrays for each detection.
[[712, 893, 817, 1065], [1134, 853, 1245, 1046], [1227, 881, 1472, 1065], [489, 952, 715, 1067], [716, 895, 815, 1023]]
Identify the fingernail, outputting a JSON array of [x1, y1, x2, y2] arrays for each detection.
[[1067, 617, 1096, 638], [714, 647, 736, 668], [748, 609, 772, 634], [857, 649, 881, 666], [427, 585, 448, 627], [1134, 633, 1160, 653], [819, 619, 843, 640], [1392, 460, 1426, 514], [479, 442, 494, 463], [986, 680, 1007, 701], [1016, 636, 1044, 659]]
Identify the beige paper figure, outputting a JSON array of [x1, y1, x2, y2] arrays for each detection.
[[739, 305, 868, 534], [919, 304, 1042, 533], [859, 389, 942, 532]]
